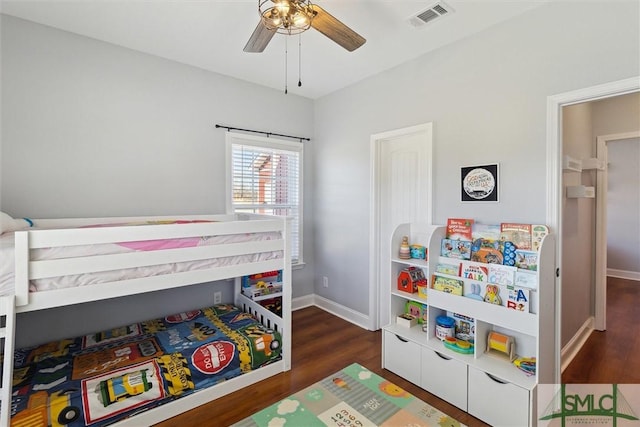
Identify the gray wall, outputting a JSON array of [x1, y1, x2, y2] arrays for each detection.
[[607, 137, 640, 274], [1, 1, 639, 339], [0, 15, 316, 345], [592, 94, 640, 276], [312, 1, 640, 317], [562, 102, 596, 346]]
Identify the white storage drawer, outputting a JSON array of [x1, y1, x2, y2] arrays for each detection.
[[420, 347, 468, 411], [383, 331, 421, 385], [468, 366, 530, 427]]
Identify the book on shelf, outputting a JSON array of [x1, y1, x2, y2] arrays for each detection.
[[506, 286, 530, 312], [464, 282, 485, 301], [515, 269, 537, 290], [452, 313, 475, 342], [500, 223, 532, 250], [435, 262, 460, 276], [515, 249, 538, 271], [470, 239, 503, 264], [532, 224, 550, 252], [502, 241, 517, 267], [432, 275, 464, 296], [459, 261, 488, 282], [446, 218, 474, 241], [488, 264, 515, 287], [472, 223, 501, 243], [441, 239, 472, 260]]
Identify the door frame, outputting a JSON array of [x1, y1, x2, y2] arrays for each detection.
[[369, 123, 433, 330], [546, 76, 639, 379]]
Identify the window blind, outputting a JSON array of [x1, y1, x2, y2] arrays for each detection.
[[230, 141, 302, 263]]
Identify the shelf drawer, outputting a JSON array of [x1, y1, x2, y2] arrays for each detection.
[[383, 331, 421, 385], [468, 366, 530, 427], [420, 347, 468, 410]]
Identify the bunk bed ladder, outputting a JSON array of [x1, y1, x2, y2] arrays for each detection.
[[0, 295, 16, 427]]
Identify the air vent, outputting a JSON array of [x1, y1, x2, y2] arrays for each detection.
[[408, 1, 453, 28]]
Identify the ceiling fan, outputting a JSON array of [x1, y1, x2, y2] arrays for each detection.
[[244, 0, 366, 53]]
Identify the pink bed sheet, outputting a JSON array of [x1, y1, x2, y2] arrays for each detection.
[[0, 220, 283, 296]]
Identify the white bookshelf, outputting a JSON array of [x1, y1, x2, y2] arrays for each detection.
[[381, 223, 556, 427]]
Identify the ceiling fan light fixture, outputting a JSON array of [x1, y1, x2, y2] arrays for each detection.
[[259, 0, 315, 35]]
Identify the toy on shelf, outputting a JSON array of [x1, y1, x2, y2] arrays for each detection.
[[453, 313, 474, 342], [259, 297, 282, 316], [399, 236, 411, 259], [410, 244, 427, 260], [397, 266, 426, 293], [242, 270, 283, 300], [486, 331, 516, 362], [397, 313, 417, 328], [435, 315, 455, 341], [405, 301, 428, 324], [443, 336, 474, 354], [513, 356, 536, 376]]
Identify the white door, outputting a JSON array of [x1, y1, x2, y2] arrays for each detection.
[[370, 123, 433, 329]]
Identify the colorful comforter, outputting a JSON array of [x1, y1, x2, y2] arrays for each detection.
[[10, 304, 282, 426]]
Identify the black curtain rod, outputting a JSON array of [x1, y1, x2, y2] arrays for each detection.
[[215, 124, 310, 142]]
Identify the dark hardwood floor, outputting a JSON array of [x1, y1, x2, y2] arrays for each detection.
[[155, 306, 489, 427], [562, 276, 640, 383], [156, 277, 638, 426]]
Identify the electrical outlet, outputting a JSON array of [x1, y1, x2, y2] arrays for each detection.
[[214, 291, 222, 304], [322, 276, 329, 288]]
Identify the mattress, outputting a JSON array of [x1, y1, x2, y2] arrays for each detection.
[[0, 220, 283, 296], [10, 304, 282, 426]]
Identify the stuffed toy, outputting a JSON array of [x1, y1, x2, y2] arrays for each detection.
[[0, 211, 34, 234]]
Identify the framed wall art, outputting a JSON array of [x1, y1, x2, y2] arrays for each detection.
[[461, 164, 499, 202]]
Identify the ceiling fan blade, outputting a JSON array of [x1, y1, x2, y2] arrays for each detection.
[[243, 21, 277, 53], [310, 4, 366, 52]]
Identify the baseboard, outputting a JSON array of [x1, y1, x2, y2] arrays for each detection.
[[291, 294, 371, 330], [607, 269, 640, 281], [561, 316, 594, 372], [291, 294, 315, 311]]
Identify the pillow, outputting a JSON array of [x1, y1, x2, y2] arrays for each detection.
[[0, 211, 33, 235]]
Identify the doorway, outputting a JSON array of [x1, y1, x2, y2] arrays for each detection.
[[369, 123, 433, 330], [547, 77, 640, 379], [595, 131, 640, 331]]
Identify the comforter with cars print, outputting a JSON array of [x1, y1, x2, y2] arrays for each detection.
[[10, 304, 281, 426]]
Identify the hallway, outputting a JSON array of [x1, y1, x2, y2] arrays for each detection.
[[562, 277, 640, 383]]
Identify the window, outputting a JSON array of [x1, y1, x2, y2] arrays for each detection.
[[226, 133, 303, 264]]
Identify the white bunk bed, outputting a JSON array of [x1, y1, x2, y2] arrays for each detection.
[[0, 213, 292, 426]]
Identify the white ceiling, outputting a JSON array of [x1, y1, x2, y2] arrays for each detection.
[[1, 0, 549, 99]]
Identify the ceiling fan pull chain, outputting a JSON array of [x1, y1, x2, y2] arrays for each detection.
[[298, 34, 302, 88], [284, 36, 288, 94]]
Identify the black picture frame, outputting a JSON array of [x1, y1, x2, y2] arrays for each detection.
[[461, 164, 499, 202]]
